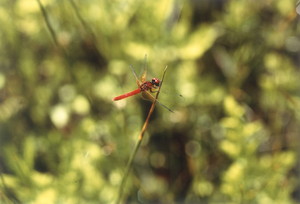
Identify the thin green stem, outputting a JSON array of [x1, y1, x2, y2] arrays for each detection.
[[69, 0, 96, 39], [115, 66, 169, 204], [36, 0, 59, 47]]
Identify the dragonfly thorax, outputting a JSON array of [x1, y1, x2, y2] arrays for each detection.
[[140, 81, 153, 91], [139, 78, 160, 92]]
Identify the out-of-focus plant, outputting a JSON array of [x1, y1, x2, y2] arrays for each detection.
[[0, 0, 299, 203]]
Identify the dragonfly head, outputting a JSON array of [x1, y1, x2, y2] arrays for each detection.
[[151, 78, 160, 87]]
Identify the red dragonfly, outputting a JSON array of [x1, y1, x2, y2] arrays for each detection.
[[113, 61, 174, 113]]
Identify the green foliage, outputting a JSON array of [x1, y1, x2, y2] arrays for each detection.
[[0, 0, 299, 203]]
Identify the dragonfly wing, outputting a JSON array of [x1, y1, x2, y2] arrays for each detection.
[[129, 65, 142, 86], [130, 55, 148, 86], [141, 90, 155, 102], [140, 55, 147, 83], [141, 91, 174, 113]]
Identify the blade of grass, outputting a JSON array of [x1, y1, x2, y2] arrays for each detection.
[[36, 0, 69, 58], [69, 0, 96, 39], [36, 0, 59, 47], [115, 66, 169, 204]]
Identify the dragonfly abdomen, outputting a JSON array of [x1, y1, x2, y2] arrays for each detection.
[[112, 88, 141, 101]]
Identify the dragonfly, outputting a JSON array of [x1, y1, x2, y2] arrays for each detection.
[[112, 60, 174, 113]]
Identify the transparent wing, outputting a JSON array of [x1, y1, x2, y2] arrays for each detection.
[[140, 54, 147, 83], [141, 91, 174, 113], [129, 65, 142, 86], [130, 54, 148, 86]]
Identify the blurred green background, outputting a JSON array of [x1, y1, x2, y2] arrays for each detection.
[[1, 0, 300, 203]]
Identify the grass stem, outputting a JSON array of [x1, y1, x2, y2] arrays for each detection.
[[115, 66, 168, 204]]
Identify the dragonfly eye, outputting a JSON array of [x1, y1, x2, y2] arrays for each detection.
[[151, 78, 160, 86]]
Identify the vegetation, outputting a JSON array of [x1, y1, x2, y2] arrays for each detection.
[[0, 0, 299, 203]]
